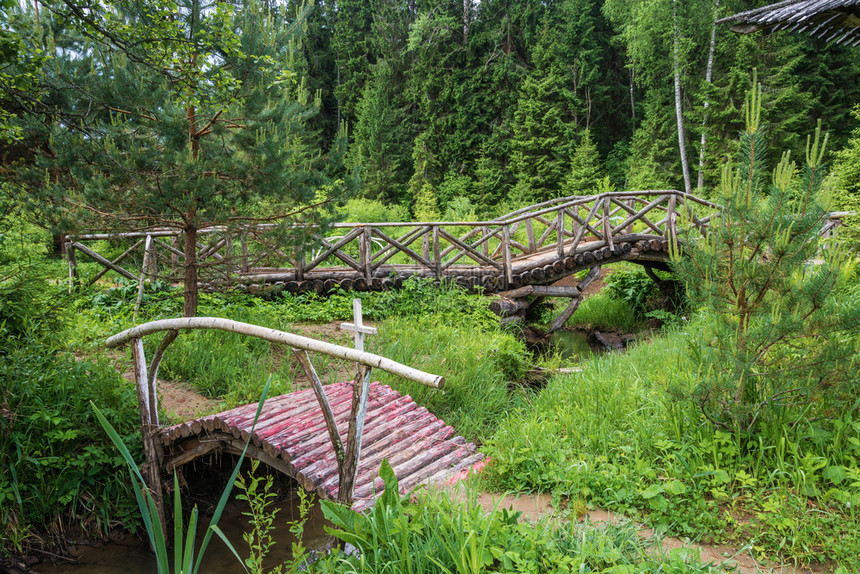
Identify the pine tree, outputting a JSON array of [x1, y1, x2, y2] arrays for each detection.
[[11, 0, 353, 317], [673, 79, 860, 433]]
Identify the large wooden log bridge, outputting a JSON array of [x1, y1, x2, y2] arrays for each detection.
[[70, 192, 849, 331], [105, 317, 483, 526]]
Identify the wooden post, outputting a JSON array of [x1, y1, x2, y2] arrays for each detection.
[[134, 235, 153, 322], [432, 225, 441, 278], [131, 338, 165, 543], [240, 231, 249, 273], [626, 199, 635, 235], [667, 194, 678, 252], [362, 227, 373, 282], [293, 244, 304, 281], [481, 226, 489, 257], [525, 219, 536, 253], [293, 349, 345, 478], [66, 242, 78, 294], [502, 225, 513, 289], [603, 196, 614, 251], [339, 365, 372, 506], [170, 235, 180, 280], [556, 210, 564, 259]]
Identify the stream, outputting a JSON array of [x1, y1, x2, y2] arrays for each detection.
[[33, 495, 332, 574]]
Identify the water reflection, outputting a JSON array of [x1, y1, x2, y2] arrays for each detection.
[[34, 495, 332, 574]]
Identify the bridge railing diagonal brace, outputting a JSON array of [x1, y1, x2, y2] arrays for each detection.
[[611, 195, 668, 236], [370, 227, 435, 270], [368, 226, 427, 268]]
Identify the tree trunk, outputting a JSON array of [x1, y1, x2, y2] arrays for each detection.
[[463, 0, 471, 44], [183, 224, 198, 317], [697, 0, 720, 191], [673, 0, 692, 194]]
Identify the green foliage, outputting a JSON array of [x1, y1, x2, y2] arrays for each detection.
[[0, 346, 140, 556], [830, 104, 860, 250], [370, 315, 529, 441], [234, 459, 314, 574], [604, 268, 658, 319], [482, 323, 860, 567], [340, 198, 409, 224], [90, 377, 271, 574], [568, 293, 640, 332], [563, 129, 604, 195], [318, 459, 720, 573], [673, 79, 860, 434]]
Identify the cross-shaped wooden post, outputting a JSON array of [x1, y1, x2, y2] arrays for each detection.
[[338, 298, 378, 505], [340, 298, 377, 352]]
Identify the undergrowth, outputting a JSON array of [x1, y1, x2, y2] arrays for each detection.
[[481, 319, 860, 568]]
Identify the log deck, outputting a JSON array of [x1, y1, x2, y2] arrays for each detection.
[[162, 381, 483, 511]]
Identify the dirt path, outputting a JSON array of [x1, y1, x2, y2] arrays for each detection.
[[471, 493, 826, 574]]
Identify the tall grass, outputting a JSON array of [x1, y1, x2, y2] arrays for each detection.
[[481, 316, 860, 566], [370, 315, 529, 442], [567, 292, 641, 332]]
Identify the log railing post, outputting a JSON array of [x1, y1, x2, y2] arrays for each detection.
[[502, 225, 513, 289], [170, 234, 180, 281], [626, 199, 635, 235], [481, 226, 489, 257], [134, 235, 153, 322], [603, 195, 614, 251], [240, 231, 250, 273], [295, 245, 305, 282], [666, 194, 678, 252], [339, 365, 372, 506], [66, 242, 78, 294], [432, 225, 441, 278], [361, 226, 373, 282], [525, 219, 536, 253], [556, 209, 564, 259], [131, 337, 165, 543]]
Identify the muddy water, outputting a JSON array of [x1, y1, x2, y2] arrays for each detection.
[[548, 330, 595, 362], [34, 496, 333, 574]]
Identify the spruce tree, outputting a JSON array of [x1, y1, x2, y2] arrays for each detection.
[[509, 26, 577, 201], [563, 129, 604, 195]]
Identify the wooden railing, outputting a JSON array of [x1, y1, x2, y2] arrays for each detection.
[[68, 191, 725, 293]]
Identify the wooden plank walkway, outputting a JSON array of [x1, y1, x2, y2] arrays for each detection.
[[161, 381, 484, 511]]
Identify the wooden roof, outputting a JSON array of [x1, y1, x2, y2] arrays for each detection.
[[717, 0, 860, 46], [162, 381, 484, 511]]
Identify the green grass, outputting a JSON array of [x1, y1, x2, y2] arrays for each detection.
[[480, 320, 860, 568], [316, 459, 724, 573], [567, 292, 641, 332]]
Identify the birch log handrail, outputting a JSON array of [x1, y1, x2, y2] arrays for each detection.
[[106, 317, 445, 389]]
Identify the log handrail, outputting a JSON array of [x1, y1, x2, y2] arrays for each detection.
[[106, 317, 445, 389]]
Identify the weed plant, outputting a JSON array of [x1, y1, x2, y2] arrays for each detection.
[[315, 460, 722, 573]]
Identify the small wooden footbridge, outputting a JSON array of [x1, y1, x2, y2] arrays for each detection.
[[107, 316, 483, 518]]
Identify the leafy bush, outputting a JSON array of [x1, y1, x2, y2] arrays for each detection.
[[0, 344, 140, 557], [604, 267, 658, 319]]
